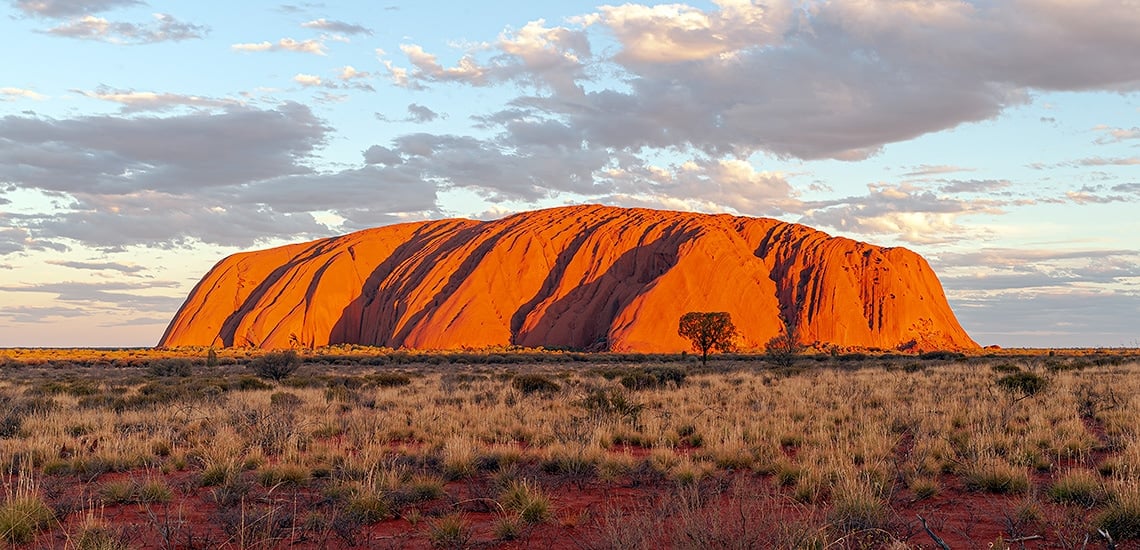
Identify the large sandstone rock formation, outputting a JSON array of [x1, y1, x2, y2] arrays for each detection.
[[160, 205, 978, 352]]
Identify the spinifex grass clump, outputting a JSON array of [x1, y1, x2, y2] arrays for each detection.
[[500, 479, 552, 524], [0, 474, 54, 544], [1048, 469, 1109, 506], [1097, 481, 1140, 541]]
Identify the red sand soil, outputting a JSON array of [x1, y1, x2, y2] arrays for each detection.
[[22, 458, 1138, 549], [161, 205, 976, 353]]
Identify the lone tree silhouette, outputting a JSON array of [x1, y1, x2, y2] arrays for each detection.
[[678, 312, 737, 366], [765, 317, 805, 367]]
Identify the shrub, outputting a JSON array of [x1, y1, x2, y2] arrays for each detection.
[[909, 478, 940, 500], [997, 371, 1048, 398], [148, 358, 192, 378], [500, 479, 552, 524], [137, 479, 173, 503], [1048, 469, 1108, 506], [372, 372, 412, 387], [346, 492, 389, 523], [0, 495, 54, 544], [963, 461, 1030, 494], [1096, 485, 1140, 541], [511, 374, 560, 395], [828, 485, 888, 533], [427, 513, 471, 549], [250, 351, 300, 382], [578, 387, 644, 425]]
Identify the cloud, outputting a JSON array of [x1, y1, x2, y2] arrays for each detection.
[[0, 102, 328, 194], [903, 165, 975, 178], [0, 280, 183, 309], [1062, 183, 1140, 204], [376, 103, 440, 124], [11, 0, 140, 18], [0, 305, 89, 324], [292, 66, 374, 91], [75, 86, 243, 112], [939, 179, 1012, 194], [45, 13, 208, 43], [301, 18, 372, 36], [386, 20, 590, 95], [232, 37, 327, 55], [390, 0, 1140, 161], [573, 0, 791, 63], [1093, 125, 1140, 144], [1076, 156, 1140, 167], [405, 104, 438, 123], [293, 74, 323, 87], [1, 88, 47, 101], [46, 259, 145, 273], [798, 183, 1004, 244], [598, 157, 800, 217]]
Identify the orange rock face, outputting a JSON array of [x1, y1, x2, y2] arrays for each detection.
[[159, 205, 978, 352]]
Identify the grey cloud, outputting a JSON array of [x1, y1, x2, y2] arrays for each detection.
[[45, 13, 208, 43], [225, 165, 438, 215], [375, 103, 438, 124], [31, 194, 332, 249], [797, 183, 1003, 243], [1094, 126, 1140, 144], [362, 145, 402, 166], [0, 305, 89, 323], [903, 165, 976, 178], [1077, 156, 1140, 167], [75, 86, 244, 112], [46, 259, 145, 273], [940, 179, 1012, 194], [11, 0, 140, 18], [395, 0, 1140, 161], [387, 132, 611, 201], [301, 18, 372, 35], [0, 280, 185, 311], [936, 248, 1139, 270], [406, 104, 438, 123], [102, 316, 170, 327], [0, 102, 328, 194]]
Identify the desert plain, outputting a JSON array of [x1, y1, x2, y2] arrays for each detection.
[[2, 346, 1140, 549]]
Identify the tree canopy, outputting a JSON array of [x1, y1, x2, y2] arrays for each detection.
[[678, 312, 737, 365]]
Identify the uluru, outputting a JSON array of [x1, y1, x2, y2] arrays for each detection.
[[160, 205, 978, 352]]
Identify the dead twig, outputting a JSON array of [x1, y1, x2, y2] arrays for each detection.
[[918, 515, 951, 550]]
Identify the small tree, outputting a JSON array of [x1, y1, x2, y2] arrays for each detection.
[[678, 312, 737, 366], [765, 319, 805, 367], [250, 350, 300, 382]]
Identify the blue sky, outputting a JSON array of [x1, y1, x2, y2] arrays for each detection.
[[1, 0, 1138, 348]]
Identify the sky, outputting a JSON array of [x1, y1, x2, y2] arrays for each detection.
[[1, 0, 1138, 349]]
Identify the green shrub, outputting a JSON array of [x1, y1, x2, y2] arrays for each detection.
[[1096, 492, 1140, 540], [1048, 469, 1108, 506], [963, 462, 1030, 494], [511, 373, 560, 395], [500, 479, 552, 524], [427, 513, 470, 548], [997, 371, 1048, 398], [148, 358, 192, 378], [0, 495, 54, 544], [250, 351, 300, 382], [372, 372, 412, 387], [577, 387, 643, 424]]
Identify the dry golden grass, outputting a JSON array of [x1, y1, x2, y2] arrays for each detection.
[[0, 347, 1138, 546]]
